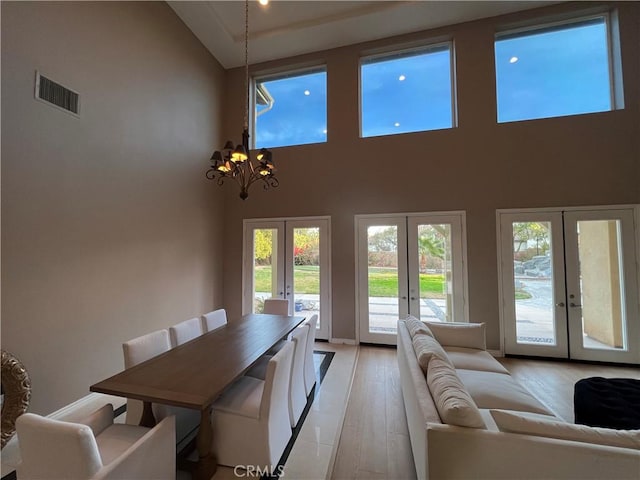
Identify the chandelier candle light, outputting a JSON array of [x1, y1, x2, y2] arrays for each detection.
[[206, 0, 277, 200]]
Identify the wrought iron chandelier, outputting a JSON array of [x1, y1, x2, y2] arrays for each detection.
[[206, 0, 277, 200]]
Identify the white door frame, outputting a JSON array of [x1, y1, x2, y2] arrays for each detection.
[[356, 215, 408, 345], [563, 208, 639, 363], [243, 216, 332, 340], [498, 212, 569, 358], [496, 204, 640, 362], [355, 211, 469, 345]]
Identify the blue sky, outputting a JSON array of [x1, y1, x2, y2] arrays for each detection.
[[495, 19, 610, 123], [255, 18, 610, 149]]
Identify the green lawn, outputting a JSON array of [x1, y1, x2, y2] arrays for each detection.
[[254, 265, 445, 297]]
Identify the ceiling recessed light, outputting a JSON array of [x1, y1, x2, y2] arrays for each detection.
[[509, 56, 519, 64], [394, 122, 400, 127], [258, 0, 269, 5], [399, 75, 406, 81], [304, 90, 310, 96]]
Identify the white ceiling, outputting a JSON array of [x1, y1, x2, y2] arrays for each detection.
[[168, 1, 557, 69]]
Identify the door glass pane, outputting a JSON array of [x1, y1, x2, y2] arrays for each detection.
[[253, 228, 278, 313], [367, 226, 399, 333], [575, 220, 626, 351], [416, 224, 451, 322], [512, 222, 556, 345], [292, 227, 321, 327]]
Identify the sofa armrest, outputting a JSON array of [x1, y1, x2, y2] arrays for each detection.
[[425, 423, 640, 480], [424, 322, 486, 350], [92, 415, 176, 480]]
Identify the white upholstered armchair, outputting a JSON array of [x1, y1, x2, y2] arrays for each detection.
[[212, 341, 294, 472], [15, 403, 175, 479]]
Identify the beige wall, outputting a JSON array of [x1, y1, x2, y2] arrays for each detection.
[[220, 2, 640, 347], [1, 2, 226, 414], [580, 220, 623, 347]]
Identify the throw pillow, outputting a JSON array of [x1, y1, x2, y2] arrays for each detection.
[[412, 334, 452, 372], [491, 409, 640, 450], [427, 357, 485, 429], [425, 321, 486, 350], [404, 315, 434, 338]]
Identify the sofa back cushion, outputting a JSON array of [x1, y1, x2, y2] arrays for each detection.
[[427, 357, 485, 429], [412, 334, 452, 373], [491, 409, 640, 450], [425, 321, 486, 350], [404, 316, 434, 338]]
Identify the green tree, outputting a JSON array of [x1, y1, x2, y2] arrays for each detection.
[[254, 229, 273, 264], [417, 225, 447, 273], [368, 227, 397, 252], [513, 222, 549, 256]]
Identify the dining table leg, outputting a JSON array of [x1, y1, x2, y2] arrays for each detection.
[[194, 406, 217, 480], [139, 401, 156, 427]]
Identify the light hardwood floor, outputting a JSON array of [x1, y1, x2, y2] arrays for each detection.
[[499, 357, 640, 422], [332, 346, 415, 480], [331, 345, 640, 480]]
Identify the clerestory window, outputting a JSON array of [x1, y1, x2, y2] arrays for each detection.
[[495, 14, 622, 123]]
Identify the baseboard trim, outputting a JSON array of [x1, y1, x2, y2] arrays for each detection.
[[488, 349, 504, 357]]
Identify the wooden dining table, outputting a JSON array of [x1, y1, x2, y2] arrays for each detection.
[[90, 313, 305, 480]]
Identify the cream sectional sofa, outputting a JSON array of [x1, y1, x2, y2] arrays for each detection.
[[397, 317, 640, 480]]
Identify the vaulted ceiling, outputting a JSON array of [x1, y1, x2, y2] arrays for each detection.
[[168, 1, 557, 69]]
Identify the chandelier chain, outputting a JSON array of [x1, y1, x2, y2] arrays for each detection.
[[243, 0, 249, 131], [206, 0, 278, 200]]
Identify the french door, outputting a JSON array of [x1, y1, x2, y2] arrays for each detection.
[[243, 217, 330, 340], [356, 213, 468, 345], [499, 207, 640, 364]]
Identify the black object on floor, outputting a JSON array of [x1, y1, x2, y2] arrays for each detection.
[[574, 377, 640, 430]]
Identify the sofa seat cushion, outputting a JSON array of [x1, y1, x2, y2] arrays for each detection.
[[427, 358, 486, 429], [443, 347, 509, 374], [456, 369, 553, 415], [412, 334, 453, 372], [491, 409, 640, 450]]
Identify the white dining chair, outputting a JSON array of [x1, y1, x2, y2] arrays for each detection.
[[122, 329, 199, 447], [246, 323, 309, 428], [263, 298, 289, 315], [211, 341, 294, 472], [201, 308, 228, 332], [304, 314, 318, 396], [169, 316, 204, 347], [16, 404, 175, 479]]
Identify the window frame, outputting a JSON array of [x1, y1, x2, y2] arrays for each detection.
[[358, 40, 457, 139], [251, 64, 328, 150], [494, 11, 623, 124]]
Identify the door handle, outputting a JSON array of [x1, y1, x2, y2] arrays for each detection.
[[570, 302, 582, 308], [556, 302, 565, 307], [401, 296, 407, 300], [410, 297, 416, 301]]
